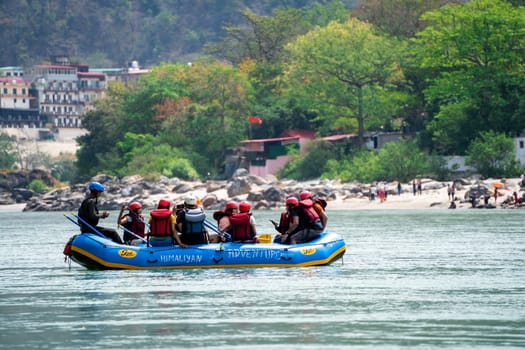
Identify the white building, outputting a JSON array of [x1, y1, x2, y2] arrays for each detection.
[[514, 132, 525, 167]]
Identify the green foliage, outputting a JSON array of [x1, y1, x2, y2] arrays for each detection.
[[285, 19, 407, 143], [375, 138, 430, 182], [278, 140, 333, 180], [120, 139, 199, 180], [51, 159, 77, 183], [320, 139, 430, 183], [413, 0, 525, 153], [465, 131, 521, 178], [0, 133, 17, 170], [3, 1, 356, 67], [28, 179, 49, 194]]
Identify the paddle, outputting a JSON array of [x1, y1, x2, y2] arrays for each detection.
[[203, 219, 232, 242], [119, 225, 147, 243], [69, 212, 108, 239]]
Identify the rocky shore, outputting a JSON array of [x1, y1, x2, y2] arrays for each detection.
[[1, 169, 524, 212]]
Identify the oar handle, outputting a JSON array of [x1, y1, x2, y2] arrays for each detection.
[[70, 212, 107, 239]]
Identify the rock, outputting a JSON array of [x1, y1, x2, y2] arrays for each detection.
[[226, 177, 251, 197]]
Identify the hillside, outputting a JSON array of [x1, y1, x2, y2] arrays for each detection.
[[0, 0, 359, 68]]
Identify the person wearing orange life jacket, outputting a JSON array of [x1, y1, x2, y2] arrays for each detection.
[[289, 191, 325, 244], [118, 201, 145, 245], [228, 201, 258, 242], [176, 194, 212, 245], [271, 196, 300, 244], [148, 199, 187, 247]]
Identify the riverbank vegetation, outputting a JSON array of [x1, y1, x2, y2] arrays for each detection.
[[1, 0, 525, 184]]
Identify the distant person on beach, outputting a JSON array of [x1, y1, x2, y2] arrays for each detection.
[[117, 201, 145, 245], [412, 180, 417, 196], [397, 182, 402, 196], [77, 181, 123, 244], [370, 184, 377, 200], [271, 197, 300, 244], [417, 179, 422, 195]]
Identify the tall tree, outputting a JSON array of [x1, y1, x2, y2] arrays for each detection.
[[285, 18, 406, 144], [352, 0, 463, 38], [413, 0, 525, 154]]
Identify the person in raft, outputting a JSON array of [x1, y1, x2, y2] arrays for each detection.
[[117, 201, 145, 245], [226, 201, 258, 243], [287, 191, 325, 244], [147, 199, 187, 247], [271, 196, 300, 244], [77, 181, 123, 244], [299, 190, 328, 230], [213, 201, 238, 241], [176, 194, 213, 245]]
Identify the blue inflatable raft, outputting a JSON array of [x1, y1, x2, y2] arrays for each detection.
[[65, 232, 346, 270]]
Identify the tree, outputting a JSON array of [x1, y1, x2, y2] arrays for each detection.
[[413, 0, 525, 154], [0, 133, 16, 169], [352, 0, 462, 38], [285, 18, 406, 144], [205, 7, 310, 66], [465, 131, 521, 178]]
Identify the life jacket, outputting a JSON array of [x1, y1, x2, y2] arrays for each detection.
[[123, 213, 146, 242], [229, 212, 253, 241], [149, 209, 172, 237], [314, 197, 327, 209], [299, 199, 323, 230], [184, 208, 206, 234], [277, 212, 290, 235]]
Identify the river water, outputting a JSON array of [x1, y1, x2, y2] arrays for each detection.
[[0, 209, 523, 349]]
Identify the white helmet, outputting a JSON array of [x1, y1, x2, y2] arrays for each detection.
[[185, 194, 197, 206]]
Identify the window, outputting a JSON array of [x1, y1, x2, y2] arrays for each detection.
[[13, 88, 17, 95], [520, 141, 524, 149]]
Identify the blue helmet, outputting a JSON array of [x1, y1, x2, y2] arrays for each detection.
[[88, 181, 105, 192]]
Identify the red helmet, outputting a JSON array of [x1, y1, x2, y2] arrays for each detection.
[[286, 197, 299, 206], [239, 201, 251, 213], [299, 191, 312, 201], [225, 201, 238, 210], [158, 199, 171, 209], [128, 201, 142, 211]]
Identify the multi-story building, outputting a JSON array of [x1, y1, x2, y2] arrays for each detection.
[[30, 61, 107, 128], [0, 71, 41, 128]]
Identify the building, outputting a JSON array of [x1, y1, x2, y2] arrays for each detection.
[[0, 74, 41, 128], [29, 61, 107, 128], [515, 132, 525, 167], [240, 130, 359, 177]]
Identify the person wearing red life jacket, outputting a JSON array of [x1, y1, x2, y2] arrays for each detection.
[[118, 201, 145, 245], [228, 201, 257, 242], [289, 191, 325, 244], [147, 199, 187, 247], [176, 194, 211, 245], [299, 190, 328, 229], [271, 196, 300, 244]]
